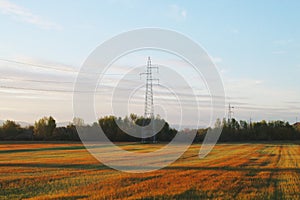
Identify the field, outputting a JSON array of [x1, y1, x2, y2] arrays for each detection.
[[1, 142, 300, 199]]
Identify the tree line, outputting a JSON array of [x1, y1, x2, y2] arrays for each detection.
[[193, 118, 300, 142], [0, 115, 177, 142], [0, 115, 300, 142]]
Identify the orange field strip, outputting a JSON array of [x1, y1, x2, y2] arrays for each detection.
[[0, 142, 300, 199]]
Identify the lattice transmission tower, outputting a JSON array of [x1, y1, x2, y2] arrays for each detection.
[[140, 57, 159, 143], [228, 103, 234, 121]]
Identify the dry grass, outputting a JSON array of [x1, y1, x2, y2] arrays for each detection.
[[0, 142, 300, 199]]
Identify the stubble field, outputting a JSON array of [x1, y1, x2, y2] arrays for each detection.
[[0, 142, 300, 199]]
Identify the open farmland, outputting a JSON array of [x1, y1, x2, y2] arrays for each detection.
[[0, 142, 300, 199]]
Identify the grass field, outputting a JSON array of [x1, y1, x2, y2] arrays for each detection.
[[1, 142, 300, 199]]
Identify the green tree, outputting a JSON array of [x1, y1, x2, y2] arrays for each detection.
[[34, 116, 56, 140], [2, 120, 21, 130], [1, 120, 21, 139]]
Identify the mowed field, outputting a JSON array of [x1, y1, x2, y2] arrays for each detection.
[[1, 142, 300, 199]]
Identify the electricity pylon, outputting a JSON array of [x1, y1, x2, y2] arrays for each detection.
[[140, 57, 159, 143]]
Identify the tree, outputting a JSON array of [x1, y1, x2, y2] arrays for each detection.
[[239, 120, 248, 129], [98, 116, 118, 141], [34, 116, 56, 140], [129, 113, 137, 122], [294, 123, 300, 132], [214, 118, 222, 128], [72, 117, 84, 126], [1, 120, 21, 139], [2, 120, 20, 131]]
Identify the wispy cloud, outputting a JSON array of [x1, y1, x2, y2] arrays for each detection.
[[222, 75, 300, 121], [0, 0, 61, 30], [273, 39, 293, 46], [212, 56, 223, 64], [1, 54, 300, 124], [272, 50, 286, 55], [167, 4, 187, 21]]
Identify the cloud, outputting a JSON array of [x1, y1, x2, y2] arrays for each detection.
[[222, 74, 300, 122], [212, 56, 223, 64], [1, 54, 300, 125], [273, 39, 293, 46], [0, 0, 61, 30], [167, 4, 187, 21], [271, 39, 292, 55], [272, 50, 286, 55]]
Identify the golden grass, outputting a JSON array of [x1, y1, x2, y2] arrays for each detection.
[[0, 142, 300, 199]]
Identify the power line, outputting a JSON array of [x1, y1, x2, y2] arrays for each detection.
[[0, 85, 97, 93], [0, 76, 75, 84], [0, 58, 136, 76], [0, 58, 76, 73], [0, 83, 142, 94]]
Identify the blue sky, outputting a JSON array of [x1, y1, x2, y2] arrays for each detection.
[[0, 0, 300, 126]]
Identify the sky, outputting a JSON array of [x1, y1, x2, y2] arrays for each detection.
[[0, 0, 300, 127]]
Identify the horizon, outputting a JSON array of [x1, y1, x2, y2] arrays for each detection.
[[0, 115, 298, 131]]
